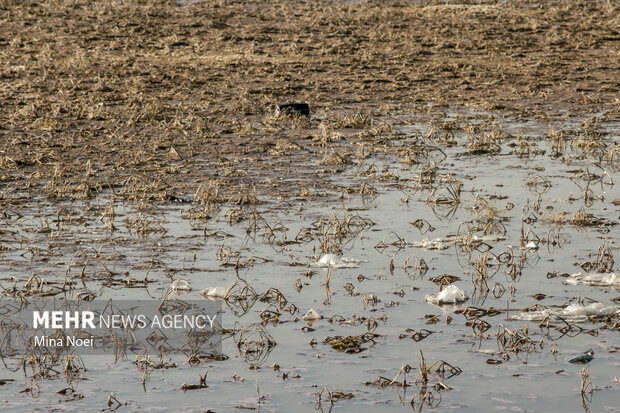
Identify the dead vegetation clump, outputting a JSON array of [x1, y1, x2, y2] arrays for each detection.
[[543, 208, 617, 231], [496, 324, 543, 355], [576, 242, 615, 273], [234, 322, 277, 367], [323, 112, 371, 129], [296, 211, 374, 254]]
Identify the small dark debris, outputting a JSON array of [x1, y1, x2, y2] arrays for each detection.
[[168, 195, 193, 203], [546, 271, 570, 279], [569, 349, 594, 364], [276, 103, 310, 116]]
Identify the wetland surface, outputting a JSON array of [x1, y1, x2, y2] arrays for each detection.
[[0, 0, 619, 411]]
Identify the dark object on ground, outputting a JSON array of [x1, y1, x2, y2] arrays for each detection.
[[169, 195, 193, 204], [569, 349, 594, 364], [276, 103, 310, 116]]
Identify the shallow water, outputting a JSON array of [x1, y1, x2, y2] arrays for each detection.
[[0, 108, 618, 412]]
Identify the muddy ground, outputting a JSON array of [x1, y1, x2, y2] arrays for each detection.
[[1, 0, 618, 205]]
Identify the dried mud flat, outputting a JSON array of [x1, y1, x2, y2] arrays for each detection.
[[1, 1, 619, 412], [1, 0, 619, 201]]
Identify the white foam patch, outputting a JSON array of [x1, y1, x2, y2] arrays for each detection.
[[513, 302, 619, 322], [169, 279, 191, 292], [564, 272, 618, 287], [425, 284, 469, 304], [312, 254, 361, 268], [411, 235, 504, 250], [302, 308, 321, 321], [200, 286, 229, 299], [411, 238, 454, 250]]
